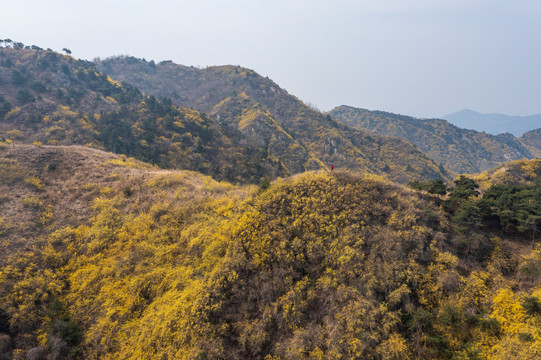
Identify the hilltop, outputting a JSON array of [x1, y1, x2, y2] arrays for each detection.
[[329, 105, 535, 174], [0, 144, 249, 260]]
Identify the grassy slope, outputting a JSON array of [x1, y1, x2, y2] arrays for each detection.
[[471, 158, 541, 191], [0, 144, 249, 261]]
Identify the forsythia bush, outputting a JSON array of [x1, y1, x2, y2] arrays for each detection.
[[1, 170, 541, 359]]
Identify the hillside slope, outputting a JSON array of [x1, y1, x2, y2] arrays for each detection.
[[520, 128, 541, 158], [329, 105, 534, 174], [471, 158, 541, 191], [0, 144, 252, 259], [96, 57, 449, 182], [0, 144, 147, 258], [1, 147, 541, 359]]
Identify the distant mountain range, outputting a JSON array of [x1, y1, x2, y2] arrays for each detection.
[[443, 109, 541, 137]]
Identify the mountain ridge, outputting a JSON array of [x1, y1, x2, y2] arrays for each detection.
[[329, 105, 535, 174], [519, 128, 541, 158], [0, 45, 449, 184], [95, 55, 450, 183], [0, 46, 290, 184], [443, 109, 541, 136]]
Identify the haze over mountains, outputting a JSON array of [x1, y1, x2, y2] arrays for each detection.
[[443, 109, 541, 137]]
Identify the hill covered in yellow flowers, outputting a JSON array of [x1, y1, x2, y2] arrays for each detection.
[[1, 145, 540, 359]]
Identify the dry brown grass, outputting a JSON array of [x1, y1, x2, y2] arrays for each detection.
[[0, 144, 250, 263]]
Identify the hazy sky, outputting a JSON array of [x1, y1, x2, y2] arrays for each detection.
[[2, 0, 541, 118]]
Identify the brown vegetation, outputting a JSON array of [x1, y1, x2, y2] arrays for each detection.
[[0, 147, 540, 359]]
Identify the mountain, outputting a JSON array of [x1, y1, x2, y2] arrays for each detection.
[[0, 45, 448, 184], [0, 47, 138, 133], [328, 105, 534, 174], [443, 109, 541, 137], [520, 128, 541, 158], [0, 46, 302, 184], [0, 144, 155, 257], [95, 56, 449, 183], [1, 145, 541, 359]]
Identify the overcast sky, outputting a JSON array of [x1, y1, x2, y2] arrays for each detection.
[[2, 0, 541, 118]]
